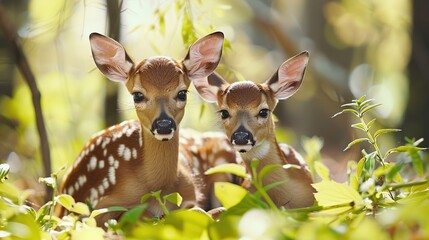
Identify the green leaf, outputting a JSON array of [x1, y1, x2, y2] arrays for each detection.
[[214, 182, 247, 208], [164, 210, 213, 239], [259, 164, 283, 182], [314, 161, 330, 181], [70, 202, 90, 215], [199, 102, 206, 120], [90, 206, 128, 219], [341, 102, 358, 108], [385, 145, 427, 158], [386, 162, 403, 181], [408, 148, 425, 177], [358, 98, 374, 110], [356, 95, 366, 104], [360, 103, 382, 116], [351, 123, 367, 132], [356, 156, 366, 180], [141, 192, 153, 204], [39, 177, 56, 188], [313, 180, 363, 213], [366, 118, 376, 130], [0, 163, 10, 183], [374, 129, 401, 139], [164, 192, 183, 207], [205, 163, 247, 179], [117, 205, 147, 229], [55, 194, 75, 211], [373, 163, 395, 178], [344, 138, 369, 151], [332, 109, 359, 118]]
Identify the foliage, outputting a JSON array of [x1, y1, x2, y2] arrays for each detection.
[[0, 96, 427, 239]]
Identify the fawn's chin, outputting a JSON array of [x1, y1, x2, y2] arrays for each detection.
[[153, 131, 175, 141], [233, 144, 254, 153]]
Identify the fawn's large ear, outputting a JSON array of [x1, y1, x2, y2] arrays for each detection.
[[89, 33, 134, 83], [193, 72, 228, 103], [265, 51, 309, 100], [183, 32, 224, 81]]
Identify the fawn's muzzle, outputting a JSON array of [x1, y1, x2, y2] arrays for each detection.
[[231, 126, 255, 153], [151, 114, 176, 141]]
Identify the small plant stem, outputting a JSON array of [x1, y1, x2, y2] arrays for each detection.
[[255, 182, 278, 210], [154, 194, 170, 216], [285, 201, 357, 213], [359, 117, 385, 164], [384, 179, 428, 190]]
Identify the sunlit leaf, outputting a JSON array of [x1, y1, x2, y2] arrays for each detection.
[[164, 210, 213, 239], [356, 156, 366, 180], [344, 138, 369, 151], [55, 194, 75, 211], [141, 192, 153, 204], [71, 227, 104, 240], [214, 182, 247, 209], [164, 192, 183, 207], [373, 163, 395, 178], [358, 98, 374, 110], [314, 161, 330, 181], [313, 180, 362, 213], [366, 118, 376, 130], [70, 202, 90, 216], [351, 123, 367, 132], [360, 103, 382, 116], [0, 163, 10, 183], [205, 163, 247, 179], [39, 177, 56, 188], [386, 162, 403, 181], [374, 129, 401, 140], [332, 109, 359, 118], [90, 206, 128, 219], [385, 145, 427, 159]]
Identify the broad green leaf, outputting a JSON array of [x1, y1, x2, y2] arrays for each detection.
[[164, 210, 213, 239], [90, 206, 128, 218], [141, 192, 153, 204], [70, 202, 90, 215], [313, 180, 362, 213], [117, 205, 147, 230], [56, 194, 75, 211], [356, 156, 366, 180], [71, 226, 104, 240], [360, 103, 382, 116], [164, 192, 183, 207], [259, 164, 283, 182], [386, 162, 403, 181], [374, 129, 401, 139], [214, 182, 247, 208], [0, 163, 10, 182], [205, 163, 247, 179], [344, 138, 369, 151], [314, 161, 330, 181]]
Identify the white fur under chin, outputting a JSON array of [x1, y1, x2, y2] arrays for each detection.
[[240, 141, 270, 161], [153, 130, 175, 141]]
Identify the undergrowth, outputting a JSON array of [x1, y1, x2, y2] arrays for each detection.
[[0, 96, 428, 239]]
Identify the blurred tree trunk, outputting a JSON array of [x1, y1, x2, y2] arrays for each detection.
[[104, 0, 122, 127], [403, 0, 429, 142]]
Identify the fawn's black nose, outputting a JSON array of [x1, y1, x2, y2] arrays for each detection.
[[151, 112, 176, 139], [231, 125, 255, 152]]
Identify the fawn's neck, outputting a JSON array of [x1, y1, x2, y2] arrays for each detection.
[[140, 126, 179, 190]]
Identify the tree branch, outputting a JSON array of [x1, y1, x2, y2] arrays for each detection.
[[0, 3, 52, 200]]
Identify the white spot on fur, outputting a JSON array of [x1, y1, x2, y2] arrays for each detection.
[[101, 137, 111, 148], [96, 137, 102, 146], [108, 167, 116, 185], [67, 186, 74, 196], [74, 182, 79, 191], [103, 149, 107, 157], [103, 178, 109, 189], [132, 148, 137, 159], [108, 155, 115, 166], [126, 128, 134, 137], [89, 156, 97, 171], [90, 144, 95, 152], [90, 188, 98, 202], [114, 160, 119, 169], [98, 160, 105, 169], [78, 175, 87, 186], [117, 144, 125, 157], [123, 147, 131, 161], [98, 185, 105, 195]]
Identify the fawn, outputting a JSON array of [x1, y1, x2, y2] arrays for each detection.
[[193, 52, 315, 208], [58, 32, 238, 224]]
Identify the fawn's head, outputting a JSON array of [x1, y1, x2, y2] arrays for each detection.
[[89, 32, 224, 141], [194, 52, 309, 153]]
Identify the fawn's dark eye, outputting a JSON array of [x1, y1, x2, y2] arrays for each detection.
[[132, 92, 145, 103], [220, 110, 230, 120], [177, 90, 187, 101], [258, 109, 270, 118]]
